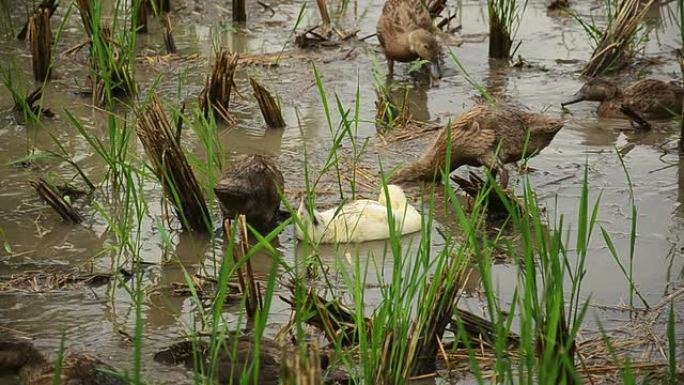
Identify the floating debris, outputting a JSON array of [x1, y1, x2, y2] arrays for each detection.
[[0, 270, 120, 292], [150, 0, 170, 13], [31, 177, 83, 224], [12, 87, 54, 119], [136, 93, 211, 232], [199, 49, 239, 123], [250, 77, 286, 129], [281, 287, 363, 347], [164, 274, 242, 301]]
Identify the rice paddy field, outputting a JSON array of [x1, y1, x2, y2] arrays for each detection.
[[0, 0, 682, 384]]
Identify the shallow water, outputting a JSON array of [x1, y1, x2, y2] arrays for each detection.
[[0, 0, 683, 383]]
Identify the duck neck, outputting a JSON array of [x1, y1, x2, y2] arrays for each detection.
[[392, 159, 438, 183]]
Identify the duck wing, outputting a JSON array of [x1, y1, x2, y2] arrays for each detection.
[[623, 80, 683, 116], [447, 106, 498, 162], [378, 0, 433, 39]]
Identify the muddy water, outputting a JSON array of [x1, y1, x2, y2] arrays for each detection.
[[0, 0, 683, 382]]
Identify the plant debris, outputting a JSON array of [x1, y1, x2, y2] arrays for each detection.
[[250, 77, 286, 129], [31, 177, 83, 224], [0, 270, 121, 292], [136, 93, 211, 232], [199, 49, 239, 123]]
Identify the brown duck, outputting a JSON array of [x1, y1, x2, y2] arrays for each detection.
[[562, 78, 684, 119], [377, 0, 442, 79], [214, 154, 284, 233], [0, 339, 126, 385], [390, 104, 564, 188], [155, 336, 336, 385]]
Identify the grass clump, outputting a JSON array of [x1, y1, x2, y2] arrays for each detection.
[[488, 0, 528, 59], [136, 93, 212, 232], [580, 0, 656, 77]]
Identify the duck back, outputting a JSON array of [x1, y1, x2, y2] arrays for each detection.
[[622, 79, 684, 119]]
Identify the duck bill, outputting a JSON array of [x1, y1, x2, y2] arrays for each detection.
[[429, 59, 442, 79], [561, 92, 585, 107]]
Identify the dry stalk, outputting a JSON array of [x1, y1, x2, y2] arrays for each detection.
[[31, 178, 83, 224], [76, 0, 93, 36], [582, 0, 656, 77], [403, 259, 469, 377], [488, 7, 512, 59], [281, 287, 364, 346], [315, 0, 331, 26], [250, 77, 286, 129], [17, 0, 57, 41], [233, 0, 247, 23], [17, 87, 54, 118], [29, 9, 52, 82], [281, 342, 322, 385], [150, 0, 171, 13], [163, 14, 176, 54], [426, 0, 447, 18], [199, 49, 239, 123], [225, 216, 262, 319], [135, 0, 148, 33], [137, 93, 211, 232]]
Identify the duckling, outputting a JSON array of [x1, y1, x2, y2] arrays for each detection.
[[155, 336, 331, 385], [296, 185, 422, 244], [0, 338, 126, 385], [377, 0, 442, 80], [562, 78, 684, 120], [214, 154, 284, 233], [390, 105, 564, 188]]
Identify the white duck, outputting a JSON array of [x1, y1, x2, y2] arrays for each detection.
[[296, 185, 422, 244]]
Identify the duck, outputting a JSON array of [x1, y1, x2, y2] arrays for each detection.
[[155, 336, 335, 385], [0, 338, 126, 385], [296, 185, 422, 244], [376, 0, 442, 80], [561, 78, 684, 120], [390, 104, 564, 188], [214, 154, 284, 233]]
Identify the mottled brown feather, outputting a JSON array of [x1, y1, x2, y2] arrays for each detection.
[[391, 105, 564, 183], [377, 0, 437, 62]]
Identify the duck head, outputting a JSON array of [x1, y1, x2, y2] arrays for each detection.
[[377, 184, 408, 210], [408, 29, 442, 79], [562, 78, 620, 106], [296, 198, 322, 241]]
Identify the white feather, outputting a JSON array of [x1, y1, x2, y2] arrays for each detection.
[[296, 185, 422, 244]]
